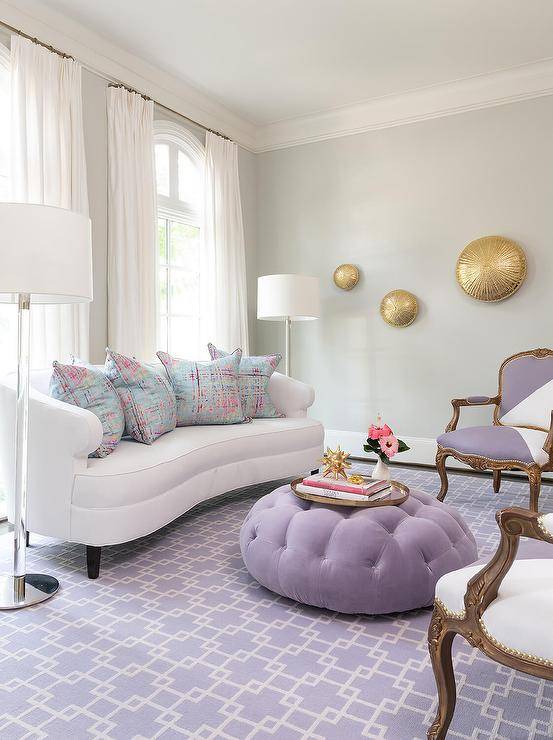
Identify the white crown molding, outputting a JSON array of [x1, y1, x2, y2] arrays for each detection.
[[0, 0, 257, 151], [255, 58, 553, 152], [3, 0, 553, 154]]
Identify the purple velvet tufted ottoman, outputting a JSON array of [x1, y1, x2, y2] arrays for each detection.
[[240, 484, 477, 614]]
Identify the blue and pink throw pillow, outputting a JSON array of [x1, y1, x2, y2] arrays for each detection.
[[158, 349, 246, 426], [105, 348, 177, 445], [49, 361, 124, 458], [208, 343, 283, 419]]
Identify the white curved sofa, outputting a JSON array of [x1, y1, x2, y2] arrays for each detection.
[[0, 367, 323, 578]]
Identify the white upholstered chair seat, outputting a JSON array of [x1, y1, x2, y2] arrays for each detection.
[[74, 417, 323, 509], [436, 558, 553, 664]]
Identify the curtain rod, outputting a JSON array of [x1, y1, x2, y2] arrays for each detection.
[[0, 19, 232, 141]]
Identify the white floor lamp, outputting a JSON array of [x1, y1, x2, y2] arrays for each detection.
[[0, 203, 92, 609], [257, 274, 320, 376]]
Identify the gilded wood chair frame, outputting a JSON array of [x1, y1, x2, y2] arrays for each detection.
[[436, 348, 553, 511], [427, 506, 553, 739]]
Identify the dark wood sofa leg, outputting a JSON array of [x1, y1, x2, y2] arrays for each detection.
[[26, 531, 30, 547], [86, 546, 102, 579], [493, 470, 501, 493]]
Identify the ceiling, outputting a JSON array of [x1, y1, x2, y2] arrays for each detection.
[[37, 0, 553, 125]]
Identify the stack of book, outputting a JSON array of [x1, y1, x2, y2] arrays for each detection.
[[296, 473, 391, 502]]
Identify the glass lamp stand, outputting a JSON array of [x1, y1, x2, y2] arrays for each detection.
[[0, 293, 59, 609], [284, 316, 291, 376]]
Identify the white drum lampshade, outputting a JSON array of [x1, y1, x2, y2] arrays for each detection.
[[0, 203, 92, 610], [257, 274, 320, 375], [257, 274, 320, 321], [0, 203, 92, 304]]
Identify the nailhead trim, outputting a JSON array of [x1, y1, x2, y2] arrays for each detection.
[[434, 597, 465, 620], [479, 620, 553, 668], [435, 599, 553, 667], [537, 514, 553, 539]]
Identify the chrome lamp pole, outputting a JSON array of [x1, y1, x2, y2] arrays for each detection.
[[0, 203, 92, 610]]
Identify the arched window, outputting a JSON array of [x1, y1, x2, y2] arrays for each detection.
[[154, 121, 204, 358]]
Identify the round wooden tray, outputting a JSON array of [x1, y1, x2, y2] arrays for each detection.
[[291, 478, 409, 508]]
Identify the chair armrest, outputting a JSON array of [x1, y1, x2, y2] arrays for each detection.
[[463, 507, 553, 620], [445, 395, 501, 432], [0, 374, 103, 540], [543, 411, 553, 456], [267, 372, 315, 418]]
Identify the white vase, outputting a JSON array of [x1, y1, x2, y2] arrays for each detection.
[[371, 457, 391, 481]]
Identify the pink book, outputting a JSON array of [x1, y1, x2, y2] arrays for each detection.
[[302, 474, 390, 497]]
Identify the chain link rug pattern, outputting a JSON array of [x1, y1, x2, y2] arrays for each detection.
[[0, 464, 552, 739]]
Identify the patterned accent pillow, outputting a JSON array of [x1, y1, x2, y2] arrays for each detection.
[[157, 349, 246, 426], [49, 361, 124, 458], [105, 349, 177, 444], [208, 343, 283, 418]]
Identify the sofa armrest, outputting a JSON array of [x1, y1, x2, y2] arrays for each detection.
[[268, 372, 315, 418], [0, 373, 103, 539]]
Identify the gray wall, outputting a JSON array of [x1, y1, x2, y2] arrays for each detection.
[[254, 96, 553, 440], [81, 69, 258, 361]]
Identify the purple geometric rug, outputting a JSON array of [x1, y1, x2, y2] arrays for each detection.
[[0, 464, 551, 739]]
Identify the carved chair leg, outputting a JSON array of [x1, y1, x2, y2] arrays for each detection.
[[528, 468, 542, 512], [427, 608, 457, 740], [436, 449, 449, 502], [492, 470, 501, 493]]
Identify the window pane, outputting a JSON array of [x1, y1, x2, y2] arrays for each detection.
[[158, 267, 168, 314], [155, 144, 170, 196], [158, 219, 167, 264], [178, 149, 201, 206], [158, 315, 168, 353], [169, 316, 200, 359], [170, 271, 200, 316], [170, 221, 200, 270]]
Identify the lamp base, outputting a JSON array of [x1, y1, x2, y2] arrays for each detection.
[[0, 574, 59, 610]]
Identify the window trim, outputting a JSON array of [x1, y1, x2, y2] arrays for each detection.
[[154, 120, 204, 224]]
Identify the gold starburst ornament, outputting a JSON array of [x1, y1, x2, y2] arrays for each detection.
[[320, 445, 352, 480], [456, 236, 526, 302]]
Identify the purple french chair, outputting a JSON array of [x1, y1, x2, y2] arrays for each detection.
[[436, 348, 553, 511]]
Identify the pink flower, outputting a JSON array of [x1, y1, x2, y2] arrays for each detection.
[[379, 434, 399, 459], [368, 423, 392, 440]]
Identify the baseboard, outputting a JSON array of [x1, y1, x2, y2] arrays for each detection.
[[324, 428, 553, 480]]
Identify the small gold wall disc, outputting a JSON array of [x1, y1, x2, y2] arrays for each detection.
[[333, 264, 360, 290], [380, 289, 418, 327]]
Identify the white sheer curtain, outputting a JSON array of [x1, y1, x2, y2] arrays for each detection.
[[203, 132, 249, 354], [11, 35, 90, 367], [107, 87, 156, 360]]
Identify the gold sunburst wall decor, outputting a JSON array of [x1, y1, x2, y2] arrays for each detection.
[[380, 289, 419, 327], [333, 264, 360, 290], [456, 236, 527, 302]]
